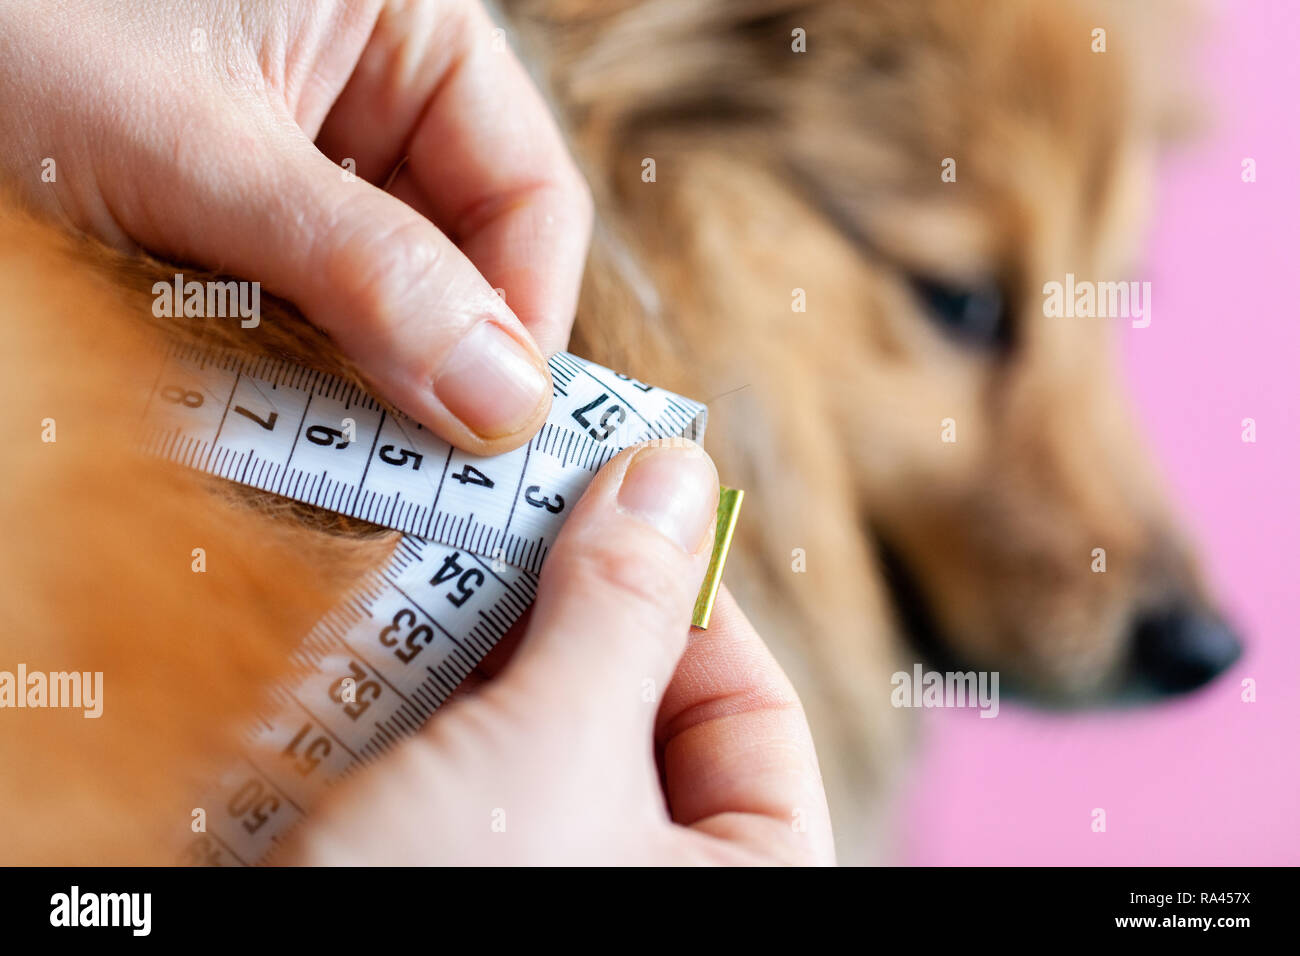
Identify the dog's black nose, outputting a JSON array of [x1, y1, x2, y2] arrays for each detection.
[[1132, 607, 1243, 693]]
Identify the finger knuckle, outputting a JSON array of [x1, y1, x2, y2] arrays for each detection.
[[561, 532, 694, 623], [324, 200, 442, 332]]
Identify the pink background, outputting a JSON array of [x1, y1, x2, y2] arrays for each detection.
[[896, 0, 1299, 865]]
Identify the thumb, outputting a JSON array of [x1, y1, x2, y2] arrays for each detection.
[[498, 439, 720, 742], [168, 130, 553, 455]]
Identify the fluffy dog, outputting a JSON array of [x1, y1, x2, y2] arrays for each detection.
[[0, 0, 1238, 864], [510, 0, 1238, 858]]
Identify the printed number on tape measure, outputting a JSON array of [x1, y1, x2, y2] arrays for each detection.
[[152, 345, 731, 865]]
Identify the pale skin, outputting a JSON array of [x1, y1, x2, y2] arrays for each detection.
[[284, 443, 835, 865], [1, 0, 589, 455], [0, 0, 834, 864]]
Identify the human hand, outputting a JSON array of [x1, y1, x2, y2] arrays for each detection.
[[0, 0, 592, 453], [282, 441, 835, 865]]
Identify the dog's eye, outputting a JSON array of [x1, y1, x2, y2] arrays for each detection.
[[910, 275, 1009, 349]]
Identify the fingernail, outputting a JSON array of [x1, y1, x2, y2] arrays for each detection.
[[433, 322, 549, 439], [617, 442, 718, 553]]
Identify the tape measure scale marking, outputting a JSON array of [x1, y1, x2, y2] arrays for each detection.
[[144, 345, 706, 574], [154, 345, 738, 865]]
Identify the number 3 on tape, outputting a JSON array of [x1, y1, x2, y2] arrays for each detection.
[[153, 346, 740, 865]]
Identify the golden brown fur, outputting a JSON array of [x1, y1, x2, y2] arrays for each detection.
[[0, 216, 400, 863], [0, 0, 1202, 863]]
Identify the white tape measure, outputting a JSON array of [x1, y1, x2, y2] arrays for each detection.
[[143, 346, 706, 573], [144, 344, 729, 865]]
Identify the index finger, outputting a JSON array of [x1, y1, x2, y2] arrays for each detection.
[[656, 588, 837, 865], [318, 0, 593, 355]]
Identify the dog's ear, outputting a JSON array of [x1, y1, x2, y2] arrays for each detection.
[[1100, 0, 1207, 144]]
